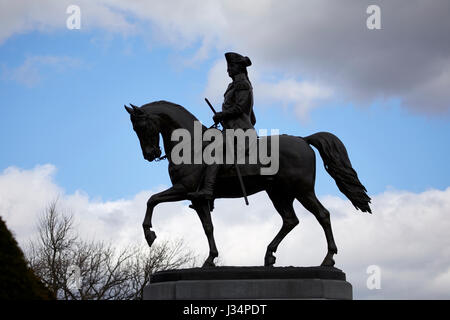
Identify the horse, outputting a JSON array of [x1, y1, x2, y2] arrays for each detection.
[[124, 100, 371, 268]]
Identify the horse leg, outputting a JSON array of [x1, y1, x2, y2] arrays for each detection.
[[265, 192, 298, 267], [143, 184, 186, 247], [192, 200, 218, 267], [297, 191, 338, 267]]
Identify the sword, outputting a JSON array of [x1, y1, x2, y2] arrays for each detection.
[[205, 98, 249, 206]]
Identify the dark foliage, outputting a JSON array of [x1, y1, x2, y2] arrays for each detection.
[[0, 216, 54, 300]]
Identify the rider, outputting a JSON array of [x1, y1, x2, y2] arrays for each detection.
[[188, 52, 256, 200]]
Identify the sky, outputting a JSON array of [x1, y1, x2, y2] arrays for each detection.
[[0, 0, 449, 299]]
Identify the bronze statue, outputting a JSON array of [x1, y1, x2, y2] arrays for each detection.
[[124, 53, 371, 268]]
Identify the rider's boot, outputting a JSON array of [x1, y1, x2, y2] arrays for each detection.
[[188, 165, 219, 200]]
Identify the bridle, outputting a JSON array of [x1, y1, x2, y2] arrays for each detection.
[[131, 110, 167, 162]]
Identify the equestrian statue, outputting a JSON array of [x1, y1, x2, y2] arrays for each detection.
[[124, 52, 371, 268]]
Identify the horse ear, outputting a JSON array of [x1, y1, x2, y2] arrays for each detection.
[[130, 103, 145, 115], [124, 105, 134, 115]]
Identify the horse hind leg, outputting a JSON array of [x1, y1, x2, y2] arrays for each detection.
[[192, 200, 218, 268], [265, 192, 299, 267], [297, 191, 338, 267]]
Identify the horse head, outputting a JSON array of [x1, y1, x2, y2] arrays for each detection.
[[125, 104, 162, 162]]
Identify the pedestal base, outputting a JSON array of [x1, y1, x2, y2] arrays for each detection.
[[144, 266, 352, 300]]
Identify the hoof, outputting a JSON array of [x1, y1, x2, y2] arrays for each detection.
[[145, 230, 157, 247], [202, 260, 216, 268], [320, 254, 335, 267], [264, 254, 276, 267]]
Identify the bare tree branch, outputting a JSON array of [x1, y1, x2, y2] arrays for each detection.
[[25, 200, 198, 299]]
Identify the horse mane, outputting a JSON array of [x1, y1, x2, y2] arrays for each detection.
[[141, 100, 200, 123]]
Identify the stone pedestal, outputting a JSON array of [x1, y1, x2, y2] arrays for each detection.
[[144, 266, 352, 300]]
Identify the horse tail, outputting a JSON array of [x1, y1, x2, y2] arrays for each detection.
[[304, 132, 372, 213]]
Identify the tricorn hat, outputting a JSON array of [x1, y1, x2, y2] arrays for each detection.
[[225, 52, 252, 67]]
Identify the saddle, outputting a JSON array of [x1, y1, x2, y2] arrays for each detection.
[[215, 135, 275, 178]]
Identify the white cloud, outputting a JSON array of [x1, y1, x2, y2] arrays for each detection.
[[1, 164, 450, 299], [204, 59, 332, 120], [258, 78, 333, 120], [0, 164, 61, 240], [1, 1, 449, 114], [203, 60, 229, 106], [0, 0, 135, 45]]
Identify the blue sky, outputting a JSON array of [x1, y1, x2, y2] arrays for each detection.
[[1, 1, 450, 299], [1, 29, 448, 200]]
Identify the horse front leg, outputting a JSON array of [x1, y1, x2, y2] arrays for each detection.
[[143, 184, 187, 247]]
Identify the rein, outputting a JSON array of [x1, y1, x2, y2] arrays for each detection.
[[155, 154, 167, 162]]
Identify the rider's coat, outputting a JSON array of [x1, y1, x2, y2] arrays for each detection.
[[221, 73, 256, 131]]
